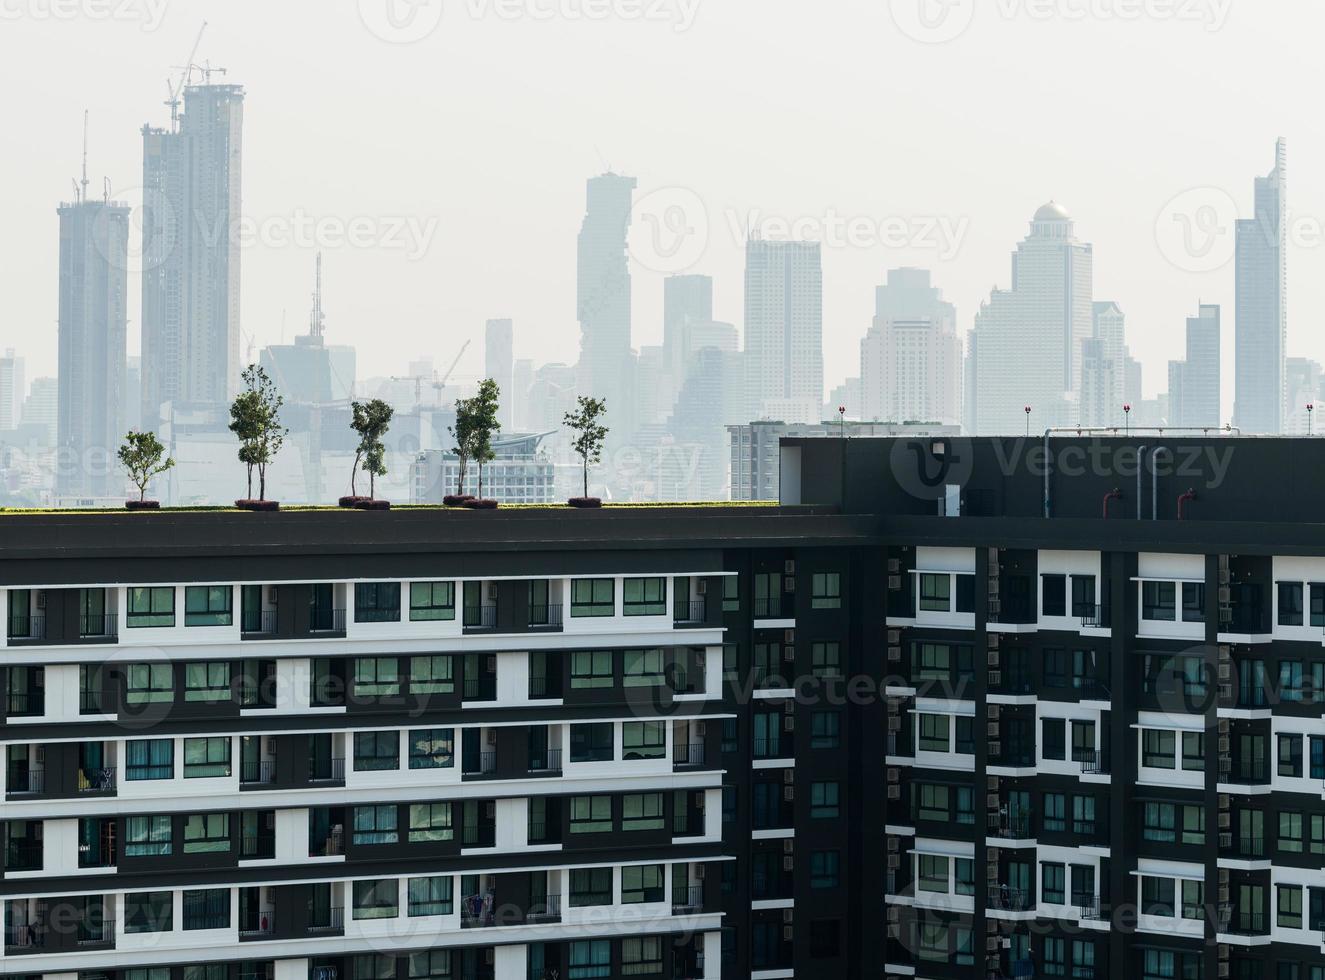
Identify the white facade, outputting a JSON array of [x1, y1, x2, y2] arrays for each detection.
[[860, 268, 961, 426], [743, 240, 823, 425]]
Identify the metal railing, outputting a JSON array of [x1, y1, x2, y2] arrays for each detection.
[[673, 742, 706, 766], [987, 886, 1033, 912], [463, 677, 497, 701], [461, 896, 497, 928], [310, 830, 344, 858], [6, 766, 44, 795], [1075, 896, 1104, 920], [676, 599, 708, 624], [1077, 750, 1108, 775], [1077, 604, 1103, 628], [4, 841, 42, 872], [525, 894, 562, 923], [753, 597, 787, 619], [307, 906, 344, 932], [7, 615, 45, 641], [465, 604, 498, 630], [240, 835, 275, 860], [76, 918, 115, 946], [240, 760, 276, 785], [242, 610, 278, 635], [672, 885, 704, 914], [307, 757, 346, 783], [239, 913, 275, 939], [528, 604, 563, 627], [79, 614, 119, 639], [78, 767, 116, 793], [528, 748, 563, 773], [465, 751, 497, 776], [987, 810, 1034, 839], [309, 608, 346, 634], [80, 688, 106, 714], [7, 691, 43, 717]]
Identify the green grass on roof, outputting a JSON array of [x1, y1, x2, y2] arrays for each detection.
[[0, 500, 782, 516]]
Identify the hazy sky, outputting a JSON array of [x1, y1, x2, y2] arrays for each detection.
[[0, 0, 1315, 415]]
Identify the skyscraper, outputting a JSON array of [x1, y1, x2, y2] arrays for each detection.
[[1079, 301, 1127, 428], [1167, 304, 1221, 429], [743, 239, 823, 423], [0, 349, 24, 431], [859, 268, 961, 425], [56, 171, 130, 497], [576, 173, 636, 437], [484, 318, 514, 428], [969, 202, 1094, 435], [1234, 138, 1287, 434], [140, 82, 245, 431], [663, 274, 714, 384]]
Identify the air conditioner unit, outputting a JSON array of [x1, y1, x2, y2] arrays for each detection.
[[784, 576, 795, 593], [989, 742, 1001, 755], [783, 716, 795, 733], [34, 592, 46, 610], [887, 854, 901, 869], [988, 652, 1000, 667], [887, 769, 900, 783], [694, 722, 706, 736], [782, 925, 794, 941], [887, 785, 901, 800], [784, 561, 796, 576], [783, 647, 795, 663], [694, 864, 705, 880], [783, 786, 794, 801], [486, 655, 496, 671], [987, 633, 1000, 650], [782, 857, 794, 873], [988, 704, 1001, 720], [782, 908, 794, 924], [783, 769, 794, 784], [1218, 794, 1230, 808], [988, 671, 1003, 687], [888, 647, 902, 662], [887, 716, 902, 732], [887, 837, 900, 852], [987, 794, 1000, 808], [783, 629, 795, 643], [485, 801, 495, 818], [34, 746, 44, 763], [888, 575, 902, 591], [987, 723, 1000, 738], [486, 583, 497, 600], [987, 776, 999, 790], [1217, 812, 1231, 829], [486, 730, 497, 746], [888, 559, 901, 574]]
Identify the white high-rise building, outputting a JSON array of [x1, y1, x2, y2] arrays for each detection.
[[1079, 301, 1128, 429], [485, 318, 514, 428], [576, 173, 636, 438], [1234, 139, 1287, 434], [0, 349, 24, 431], [859, 268, 961, 425], [969, 202, 1094, 435], [743, 240, 823, 424], [1284, 357, 1322, 435], [1167, 304, 1221, 430]]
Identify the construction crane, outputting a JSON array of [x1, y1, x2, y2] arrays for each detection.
[[393, 340, 472, 408], [164, 22, 209, 131]]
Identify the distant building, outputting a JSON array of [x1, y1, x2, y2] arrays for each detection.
[[826, 379, 862, 421], [22, 378, 58, 446], [1167, 304, 1221, 429], [411, 432, 556, 505], [57, 185, 130, 497], [1079, 301, 1129, 429], [1284, 357, 1323, 435], [969, 203, 1093, 434], [860, 268, 961, 426], [140, 83, 246, 430], [576, 173, 637, 438], [1234, 138, 1287, 433], [729, 419, 960, 501], [744, 240, 823, 424], [485, 318, 514, 427], [511, 358, 533, 431], [663, 274, 714, 388], [0, 349, 24, 431], [259, 257, 355, 406]]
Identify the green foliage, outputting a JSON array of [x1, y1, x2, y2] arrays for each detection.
[[117, 430, 175, 502], [350, 399, 395, 499], [229, 365, 287, 501], [563, 395, 609, 498], [470, 379, 501, 499]]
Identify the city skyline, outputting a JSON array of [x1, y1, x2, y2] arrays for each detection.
[[0, 3, 1318, 413]]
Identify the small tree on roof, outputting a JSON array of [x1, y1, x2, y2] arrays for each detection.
[[449, 396, 476, 497], [470, 379, 501, 500], [350, 399, 395, 499], [229, 364, 287, 501], [564, 396, 608, 500], [118, 430, 174, 502]]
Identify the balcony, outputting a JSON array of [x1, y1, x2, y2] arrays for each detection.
[[672, 885, 705, 915], [5, 841, 42, 873], [7, 690, 44, 718], [309, 609, 346, 635], [463, 677, 497, 702], [240, 760, 276, 786], [308, 757, 346, 785], [1077, 750, 1109, 775], [528, 604, 563, 630], [78, 767, 116, 794], [239, 913, 275, 940], [310, 828, 345, 858], [463, 752, 498, 778], [240, 834, 275, 860], [6, 616, 45, 643], [6, 766, 43, 796], [1218, 754, 1268, 786], [754, 597, 790, 619], [528, 748, 563, 774], [307, 907, 344, 934], [241, 610, 278, 638], [1075, 896, 1105, 921], [675, 599, 708, 626], [987, 810, 1034, 840], [464, 604, 499, 632], [1078, 603, 1104, 628], [987, 886, 1033, 912], [673, 742, 706, 768], [525, 895, 562, 924], [79, 614, 118, 640]]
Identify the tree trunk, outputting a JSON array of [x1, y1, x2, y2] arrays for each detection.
[[351, 452, 360, 497], [246, 465, 253, 500], [139, 482, 146, 503], [583, 457, 588, 499], [259, 465, 266, 501], [478, 463, 484, 500], [369, 468, 375, 500]]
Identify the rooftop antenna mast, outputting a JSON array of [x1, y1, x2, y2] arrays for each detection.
[[166, 21, 208, 132], [80, 109, 89, 204], [309, 253, 326, 342]]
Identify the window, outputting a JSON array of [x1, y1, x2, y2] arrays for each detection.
[[1280, 811, 1304, 853], [811, 572, 842, 609], [353, 879, 399, 919], [182, 889, 229, 930], [1044, 937, 1066, 976], [917, 783, 949, 822], [1042, 718, 1066, 760], [723, 575, 739, 612], [407, 875, 453, 916], [1279, 581, 1305, 626], [408, 952, 451, 980], [915, 642, 950, 680], [1142, 729, 1175, 768], [126, 739, 173, 781], [1044, 648, 1068, 687], [1143, 802, 1176, 843], [351, 957, 394, 980], [956, 786, 974, 824], [185, 586, 232, 627], [623, 721, 666, 760], [183, 737, 231, 778], [125, 891, 173, 933], [1311, 814, 1325, 855], [1070, 721, 1095, 763], [1073, 795, 1096, 835], [1279, 734, 1303, 777], [811, 781, 840, 818], [1071, 575, 1096, 617], [408, 729, 454, 769], [409, 582, 455, 621], [955, 716, 974, 754], [621, 936, 663, 976], [127, 586, 175, 628], [811, 641, 841, 679], [1281, 662, 1306, 703], [1042, 574, 1066, 616], [126, 663, 173, 705], [570, 651, 613, 689], [918, 714, 949, 752], [623, 577, 666, 616], [408, 803, 454, 842], [183, 813, 230, 853], [569, 868, 612, 907], [955, 857, 975, 896], [569, 938, 611, 978], [570, 723, 614, 763], [955, 575, 975, 613], [352, 805, 399, 845], [126, 815, 172, 856], [622, 648, 665, 687], [810, 850, 839, 888], [1181, 805, 1205, 845], [621, 864, 664, 903], [354, 731, 400, 771], [355, 582, 400, 623], [1141, 876, 1175, 916], [918, 574, 951, 611], [1279, 884, 1303, 929], [917, 853, 948, 892], [1142, 581, 1176, 621], [1044, 793, 1066, 832], [1181, 582, 1205, 622], [354, 657, 400, 697], [409, 655, 454, 694], [1042, 863, 1065, 904], [569, 796, 612, 834], [570, 579, 615, 617], [622, 792, 664, 831], [811, 711, 840, 749], [1182, 732, 1204, 771], [184, 662, 230, 703], [1181, 879, 1204, 918]]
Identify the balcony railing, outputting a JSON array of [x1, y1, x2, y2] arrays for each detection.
[[6, 766, 44, 795], [311, 829, 345, 858], [79, 614, 119, 639], [528, 748, 562, 773], [240, 835, 276, 860], [7, 616, 45, 641], [465, 751, 497, 777], [673, 742, 706, 767], [465, 605, 498, 630], [1077, 604, 1103, 628], [308, 757, 346, 784], [5, 841, 42, 872], [1076, 750, 1108, 775], [987, 810, 1034, 840], [675, 600, 708, 625], [672, 885, 705, 914], [239, 913, 275, 939], [525, 894, 562, 923], [307, 907, 344, 932], [309, 609, 346, 634], [988, 886, 1033, 912], [753, 597, 788, 619], [80, 688, 106, 714], [241, 610, 278, 636], [78, 767, 116, 793], [461, 896, 496, 928], [76, 918, 115, 946], [1075, 896, 1104, 920], [528, 604, 563, 628], [463, 677, 497, 701], [240, 760, 276, 785], [7, 691, 44, 717]]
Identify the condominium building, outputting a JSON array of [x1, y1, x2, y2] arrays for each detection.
[[743, 240, 823, 425]]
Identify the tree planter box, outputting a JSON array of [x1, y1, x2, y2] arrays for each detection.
[[444, 495, 476, 507], [463, 499, 500, 510], [568, 497, 603, 509], [355, 500, 391, 511], [338, 496, 371, 508], [235, 500, 280, 512], [125, 500, 161, 511]]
